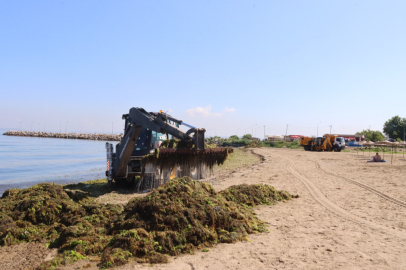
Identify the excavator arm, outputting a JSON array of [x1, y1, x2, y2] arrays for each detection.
[[125, 107, 206, 150]]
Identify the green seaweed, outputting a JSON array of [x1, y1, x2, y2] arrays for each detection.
[[0, 178, 296, 269]]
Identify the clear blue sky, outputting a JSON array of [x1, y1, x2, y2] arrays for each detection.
[[1, 1, 405, 138]]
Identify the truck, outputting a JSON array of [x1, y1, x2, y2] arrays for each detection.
[[300, 134, 345, 152]]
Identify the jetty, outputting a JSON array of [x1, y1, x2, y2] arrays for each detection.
[[3, 130, 122, 141]]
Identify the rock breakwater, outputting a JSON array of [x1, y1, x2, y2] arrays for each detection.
[[3, 130, 122, 141]]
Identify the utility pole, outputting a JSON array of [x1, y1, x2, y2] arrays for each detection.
[[329, 125, 332, 134], [285, 124, 289, 141], [252, 124, 257, 137], [255, 126, 260, 138]]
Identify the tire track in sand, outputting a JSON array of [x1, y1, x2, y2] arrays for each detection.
[[315, 161, 406, 208], [272, 152, 406, 239]]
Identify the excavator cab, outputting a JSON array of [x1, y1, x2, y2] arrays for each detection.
[[313, 137, 325, 151]]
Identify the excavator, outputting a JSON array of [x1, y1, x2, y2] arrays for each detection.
[[105, 107, 230, 189], [300, 134, 345, 152]]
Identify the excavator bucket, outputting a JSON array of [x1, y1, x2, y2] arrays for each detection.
[[155, 147, 232, 171], [138, 146, 232, 191]]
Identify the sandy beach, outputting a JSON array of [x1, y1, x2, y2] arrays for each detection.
[[119, 148, 406, 270], [1, 147, 406, 269]]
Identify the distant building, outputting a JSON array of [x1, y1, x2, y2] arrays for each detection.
[[333, 134, 365, 142], [265, 135, 284, 141], [284, 135, 303, 142]]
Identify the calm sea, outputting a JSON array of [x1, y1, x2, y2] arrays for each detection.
[[0, 128, 115, 195]]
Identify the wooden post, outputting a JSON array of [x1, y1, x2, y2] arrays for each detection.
[[391, 145, 393, 164], [383, 147, 385, 160]]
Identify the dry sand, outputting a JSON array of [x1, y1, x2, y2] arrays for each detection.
[[2, 148, 406, 270]]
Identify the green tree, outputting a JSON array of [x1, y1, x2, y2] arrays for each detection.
[[242, 134, 252, 140], [205, 137, 215, 144], [383, 116, 406, 141], [355, 130, 385, 142], [229, 135, 239, 140]]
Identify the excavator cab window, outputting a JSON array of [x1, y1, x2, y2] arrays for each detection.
[[336, 137, 344, 143], [134, 128, 150, 151], [151, 131, 167, 143]]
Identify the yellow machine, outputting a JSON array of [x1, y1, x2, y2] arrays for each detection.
[[300, 134, 345, 152]]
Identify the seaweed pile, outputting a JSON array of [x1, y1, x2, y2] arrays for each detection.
[[220, 184, 298, 207], [0, 177, 296, 269], [0, 184, 123, 269]]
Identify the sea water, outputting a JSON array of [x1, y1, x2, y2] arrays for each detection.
[[0, 128, 115, 195]]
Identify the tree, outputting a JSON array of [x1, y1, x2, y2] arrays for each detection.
[[242, 134, 252, 140], [229, 135, 239, 140], [383, 116, 406, 141], [355, 130, 385, 142]]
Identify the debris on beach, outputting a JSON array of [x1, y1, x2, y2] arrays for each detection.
[[0, 183, 123, 268], [220, 184, 299, 207], [0, 177, 296, 269]]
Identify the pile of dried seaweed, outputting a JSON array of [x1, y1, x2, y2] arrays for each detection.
[[220, 184, 299, 207], [0, 183, 123, 269], [0, 177, 296, 269]]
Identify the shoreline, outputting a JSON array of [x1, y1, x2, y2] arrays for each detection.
[[0, 173, 107, 196], [3, 130, 122, 141]]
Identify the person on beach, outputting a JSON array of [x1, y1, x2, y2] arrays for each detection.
[[373, 153, 382, 162]]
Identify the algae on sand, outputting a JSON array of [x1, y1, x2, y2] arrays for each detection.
[[0, 183, 123, 269], [0, 178, 297, 269]]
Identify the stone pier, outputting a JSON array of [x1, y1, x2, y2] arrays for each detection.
[[3, 130, 122, 141]]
